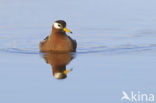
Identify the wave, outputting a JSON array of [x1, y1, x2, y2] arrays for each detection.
[[0, 44, 156, 55], [0, 48, 39, 55], [77, 44, 156, 54]]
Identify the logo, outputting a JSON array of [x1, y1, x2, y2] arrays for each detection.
[[121, 91, 155, 102]]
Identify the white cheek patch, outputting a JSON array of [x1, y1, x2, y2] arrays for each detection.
[[54, 73, 63, 79], [53, 23, 61, 29]]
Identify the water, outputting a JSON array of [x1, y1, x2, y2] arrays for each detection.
[[0, 0, 156, 103]]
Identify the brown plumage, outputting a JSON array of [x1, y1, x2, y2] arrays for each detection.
[[40, 20, 77, 52]]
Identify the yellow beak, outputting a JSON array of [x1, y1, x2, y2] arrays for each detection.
[[63, 28, 72, 34], [64, 69, 73, 74]]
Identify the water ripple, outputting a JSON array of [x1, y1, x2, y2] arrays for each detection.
[[0, 44, 156, 55], [0, 48, 39, 54]]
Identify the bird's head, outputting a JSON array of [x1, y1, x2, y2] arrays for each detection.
[[52, 20, 72, 34], [54, 69, 73, 79]]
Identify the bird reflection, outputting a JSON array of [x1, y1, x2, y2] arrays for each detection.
[[42, 52, 75, 79]]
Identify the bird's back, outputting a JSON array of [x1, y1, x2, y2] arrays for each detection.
[[68, 36, 77, 52]]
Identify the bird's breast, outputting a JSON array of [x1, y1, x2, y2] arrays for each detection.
[[49, 35, 73, 52]]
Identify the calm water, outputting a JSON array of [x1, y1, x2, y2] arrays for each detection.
[[0, 0, 156, 103]]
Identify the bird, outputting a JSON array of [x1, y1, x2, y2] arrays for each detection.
[[39, 20, 77, 52], [43, 52, 74, 79]]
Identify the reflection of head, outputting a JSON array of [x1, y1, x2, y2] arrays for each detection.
[[54, 68, 73, 79], [54, 73, 67, 79], [42, 52, 75, 79]]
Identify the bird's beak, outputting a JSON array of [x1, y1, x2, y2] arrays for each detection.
[[64, 69, 73, 74], [63, 28, 72, 34]]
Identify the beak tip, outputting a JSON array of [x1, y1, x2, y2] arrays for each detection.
[[63, 28, 72, 34]]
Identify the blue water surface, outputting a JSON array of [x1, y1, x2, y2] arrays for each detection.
[[0, 0, 156, 103]]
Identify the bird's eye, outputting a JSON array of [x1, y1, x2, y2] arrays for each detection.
[[54, 23, 62, 29]]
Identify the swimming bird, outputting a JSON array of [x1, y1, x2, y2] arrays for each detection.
[[40, 20, 77, 52]]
